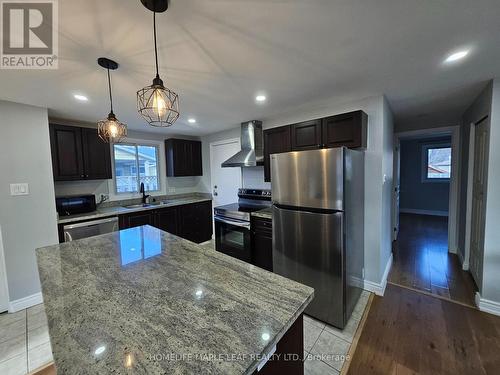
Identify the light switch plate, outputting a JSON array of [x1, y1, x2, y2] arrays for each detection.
[[10, 183, 29, 196]]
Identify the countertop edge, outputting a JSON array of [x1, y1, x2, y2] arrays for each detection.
[[57, 197, 212, 224], [244, 290, 314, 375]]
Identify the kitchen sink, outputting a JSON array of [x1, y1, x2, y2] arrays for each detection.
[[123, 203, 153, 209], [123, 202, 163, 209]]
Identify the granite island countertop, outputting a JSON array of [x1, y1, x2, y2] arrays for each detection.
[[36, 225, 313, 374], [57, 196, 212, 224]]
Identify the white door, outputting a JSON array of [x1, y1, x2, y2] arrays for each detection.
[[0, 225, 9, 312], [210, 139, 242, 209], [469, 119, 489, 288], [392, 139, 401, 241]]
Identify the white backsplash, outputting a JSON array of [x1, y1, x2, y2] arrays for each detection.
[[241, 167, 271, 190]]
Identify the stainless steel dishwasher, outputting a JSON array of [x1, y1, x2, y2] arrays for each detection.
[[63, 217, 119, 242]]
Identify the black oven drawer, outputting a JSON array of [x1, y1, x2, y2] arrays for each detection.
[[214, 216, 252, 263]]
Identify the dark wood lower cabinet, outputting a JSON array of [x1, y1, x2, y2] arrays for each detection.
[[118, 201, 212, 244], [252, 314, 304, 375], [178, 201, 212, 243], [119, 211, 153, 229], [153, 207, 179, 235], [251, 216, 273, 272]]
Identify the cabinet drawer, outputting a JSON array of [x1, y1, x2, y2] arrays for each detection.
[[252, 217, 272, 234]]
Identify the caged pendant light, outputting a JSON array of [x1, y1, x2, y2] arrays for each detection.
[[97, 57, 127, 143], [137, 0, 179, 127]]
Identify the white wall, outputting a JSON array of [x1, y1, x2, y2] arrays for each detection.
[[201, 95, 394, 288], [0, 101, 59, 302], [482, 78, 500, 303]]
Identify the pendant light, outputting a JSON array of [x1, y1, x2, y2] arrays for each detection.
[[137, 0, 179, 127], [97, 57, 127, 143]]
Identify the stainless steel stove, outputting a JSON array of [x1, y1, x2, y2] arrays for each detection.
[[214, 189, 271, 262]]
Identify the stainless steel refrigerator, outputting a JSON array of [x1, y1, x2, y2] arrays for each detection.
[[271, 147, 364, 329]]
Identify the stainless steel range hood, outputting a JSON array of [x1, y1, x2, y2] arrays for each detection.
[[221, 121, 263, 167]]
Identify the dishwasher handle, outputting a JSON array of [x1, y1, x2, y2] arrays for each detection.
[[63, 216, 118, 230]]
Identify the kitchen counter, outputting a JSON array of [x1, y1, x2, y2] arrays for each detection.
[[57, 196, 212, 224], [251, 207, 273, 220], [36, 225, 313, 374]]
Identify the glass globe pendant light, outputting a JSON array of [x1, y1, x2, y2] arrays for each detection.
[[97, 57, 127, 143], [137, 0, 179, 127]]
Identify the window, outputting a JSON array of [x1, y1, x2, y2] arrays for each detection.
[[113, 144, 160, 193], [423, 145, 451, 181]]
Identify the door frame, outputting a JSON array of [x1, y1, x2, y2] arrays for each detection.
[[392, 137, 401, 241], [394, 125, 461, 254], [209, 138, 242, 237], [464, 116, 489, 272], [0, 225, 10, 313]]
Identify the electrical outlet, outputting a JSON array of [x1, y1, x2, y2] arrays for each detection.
[[362, 268, 365, 279], [168, 188, 176, 193], [10, 183, 29, 196]]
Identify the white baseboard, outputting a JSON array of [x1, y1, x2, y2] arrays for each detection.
[[364, 254, 393, 296], [400, 208, 449, 217], [475, 292, 500, 317], [8, 292, 43, 313]]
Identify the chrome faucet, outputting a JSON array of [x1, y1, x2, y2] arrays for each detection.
[[140, 182, 150, 204]]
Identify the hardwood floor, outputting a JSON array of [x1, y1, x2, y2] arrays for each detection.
[[348, 284, 500, 374], [389, 213, 477, 306]]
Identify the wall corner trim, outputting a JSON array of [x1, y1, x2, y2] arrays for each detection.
[[8, 292, 43, 313], [363, 254, 393, 296], [475, 292, 500, 317], [457, 249, 469, 270]]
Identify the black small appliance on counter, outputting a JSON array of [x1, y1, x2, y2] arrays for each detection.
[[56, 195, 97, 216]]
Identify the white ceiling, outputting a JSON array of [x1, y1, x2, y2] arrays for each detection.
[[1, 0, 499, 136]]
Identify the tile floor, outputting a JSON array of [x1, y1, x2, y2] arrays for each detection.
[[303, 290, 370, 374], [0, 291, 369, 375], [0, 304, 53, 375]]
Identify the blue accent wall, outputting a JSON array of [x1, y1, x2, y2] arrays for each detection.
[[400, 136, 451, 214]]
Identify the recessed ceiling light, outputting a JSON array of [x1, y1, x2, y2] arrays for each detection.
[[255, 95, 266, 103], [188, 118, 196, 124], [74, 94, 88, 102], [94, 346, 106, 355], [444, 50, 469, 63]]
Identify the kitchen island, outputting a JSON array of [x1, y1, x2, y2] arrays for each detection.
[[36, 225, 313, 374]]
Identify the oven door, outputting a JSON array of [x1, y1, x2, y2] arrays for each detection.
[[214, 216, 252, 263]]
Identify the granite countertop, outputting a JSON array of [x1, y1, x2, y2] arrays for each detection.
[[251, 207, 273, 220], [57, 196, 212, 224], [36, 226, 313, 374]]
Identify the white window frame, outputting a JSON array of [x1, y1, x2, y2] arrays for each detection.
[[421, 143, 452, 183], [108, 138, 166, 201]]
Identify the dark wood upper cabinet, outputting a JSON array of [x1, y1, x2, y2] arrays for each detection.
[[50, 124, 112, 181], [290, 119, 323, 151], [262, 111, 367, 181], [165, 139, 203, 177], [49, 124, 85, 180], [263, 126, 291, 182], [81, 127, 112, 180], [322, 110, 367, 149]]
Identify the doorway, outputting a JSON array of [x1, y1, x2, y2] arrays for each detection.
[[209, 139, 242, 234], [465, 117, 489, 291], [389, 127, 477, 306]]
